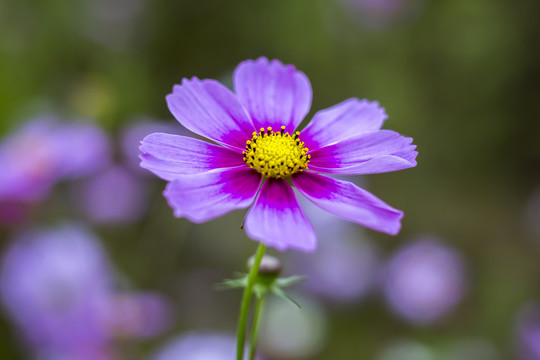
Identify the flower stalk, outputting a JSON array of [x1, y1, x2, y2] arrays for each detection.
[[236, 242, 266, 360], [248, 294, 266, 360]]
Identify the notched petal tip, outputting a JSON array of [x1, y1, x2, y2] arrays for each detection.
[[238, 56, 293, 69], [234, 57, 312, 133]]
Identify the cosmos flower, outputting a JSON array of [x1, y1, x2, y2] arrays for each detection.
[[140, 57, 417, 252]]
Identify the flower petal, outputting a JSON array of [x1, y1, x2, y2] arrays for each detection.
[[164, 166, 262, 223], [244, 179, 316, 252], [292, 172, 403, 235], [166, 78, 256, 149], [139, 133, 244, 180], [308, 130, 417, 175], [301, 98, 387, 151], [234, 57, 312, 133]]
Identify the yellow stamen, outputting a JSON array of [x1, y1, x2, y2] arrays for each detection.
[[243, 125, 310, 179]]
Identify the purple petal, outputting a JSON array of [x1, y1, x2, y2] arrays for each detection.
[[163, 166, 261, 223], [234, 57, 312, 133], [292, 172, 403, 235], [244, 179, 316, 252], [301, 98, 387, 151], [140, 133, 244, 180], [308, 130, 417, 175], [166, 78, 255, 149]]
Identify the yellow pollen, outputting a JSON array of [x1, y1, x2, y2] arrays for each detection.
[[243, 126, 310, 179]]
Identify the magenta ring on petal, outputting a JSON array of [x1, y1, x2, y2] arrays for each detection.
[[140, 57, 418, 252]]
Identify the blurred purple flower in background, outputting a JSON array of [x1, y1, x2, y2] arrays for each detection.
[[74, 165, 148, 225], [151, 331, 260, 360], [71, 118, 189, 225], [0, 223, 171, 358], [0, 116, 110, 204], [382, 238, 466, 325], [515, 304, 540, 360], [0, 224, 114, 358], [140, 57, 417, 252]]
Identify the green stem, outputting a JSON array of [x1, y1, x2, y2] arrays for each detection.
[[236, 242, 266, 360], [248, 294, 266, 360]]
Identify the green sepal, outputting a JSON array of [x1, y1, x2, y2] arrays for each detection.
[[217, 273, 305, 307], [215, 273, 248, 290]]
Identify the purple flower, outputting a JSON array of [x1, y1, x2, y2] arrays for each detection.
[[515, 304, 540, 360], [0, 224, 113, 355], [0, 116, 110, 203], [74, 165, 148, 224], [140, 57, 417, 252], [151, 331, 259, 360], [382, 238, 466, 325]]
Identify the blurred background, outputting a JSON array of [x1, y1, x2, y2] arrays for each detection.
[[0, 0, 539, 359]]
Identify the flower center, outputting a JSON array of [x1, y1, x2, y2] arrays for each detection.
[[243, 126, 310, 179]]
